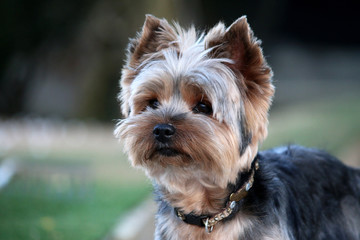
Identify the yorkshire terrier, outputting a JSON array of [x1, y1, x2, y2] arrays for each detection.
[[115, 15, 360, 240]]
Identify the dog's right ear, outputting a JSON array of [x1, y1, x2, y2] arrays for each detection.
[[125, 14, 176, 72], [120, 15, 176, 117]]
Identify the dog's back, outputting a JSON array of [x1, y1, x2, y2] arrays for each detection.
[[253, 146, 360, 239]]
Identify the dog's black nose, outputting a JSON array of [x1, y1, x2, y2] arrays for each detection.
[[153, 124, 176, 143]]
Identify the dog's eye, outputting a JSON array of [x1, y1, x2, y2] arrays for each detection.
[[193, 102, 212, 115], [149, 99, 160, 109]]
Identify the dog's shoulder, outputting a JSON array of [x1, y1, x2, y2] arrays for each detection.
[[254, 145, 360, 240], [258, 145, 360, 193], [259, 145, 357, 174]]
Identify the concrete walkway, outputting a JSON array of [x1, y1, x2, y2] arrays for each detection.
[[106, 198, 157, 240], [0, 158, 17, 190]]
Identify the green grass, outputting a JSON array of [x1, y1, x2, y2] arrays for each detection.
[[0, 122, 151, 240], [0, 174, 151, 240]]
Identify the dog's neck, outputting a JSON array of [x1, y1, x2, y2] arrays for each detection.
[[154, 147, 259, 214], [156, 155, 259, 232], [158, 176, 229, 215]]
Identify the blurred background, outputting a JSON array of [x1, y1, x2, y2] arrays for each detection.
[[1, 0, 359, 239]]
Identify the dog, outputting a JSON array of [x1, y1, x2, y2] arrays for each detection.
[[114, 15, 360, 240]]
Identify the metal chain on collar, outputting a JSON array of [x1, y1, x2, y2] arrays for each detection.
[[203, 200, 236, 233]]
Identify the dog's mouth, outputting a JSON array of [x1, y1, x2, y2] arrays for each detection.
[[143, 143, 194, 166], [146, 146, 192, 161], [156, 147, 180, 157]]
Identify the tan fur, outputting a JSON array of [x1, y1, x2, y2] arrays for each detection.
[[115, 15, 274, 239]]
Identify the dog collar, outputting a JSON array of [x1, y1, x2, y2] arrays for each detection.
[[175, 157, 259, 233]]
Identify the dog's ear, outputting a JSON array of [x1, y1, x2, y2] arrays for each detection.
[[125, 14, 176, 70], [120, 15, 176, 117], [206, 16, 274, 143]]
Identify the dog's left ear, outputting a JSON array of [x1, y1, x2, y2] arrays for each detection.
[[205, 16, 274, 143]]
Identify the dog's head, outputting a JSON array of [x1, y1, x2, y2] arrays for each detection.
[[115, 15, 274, 188]]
